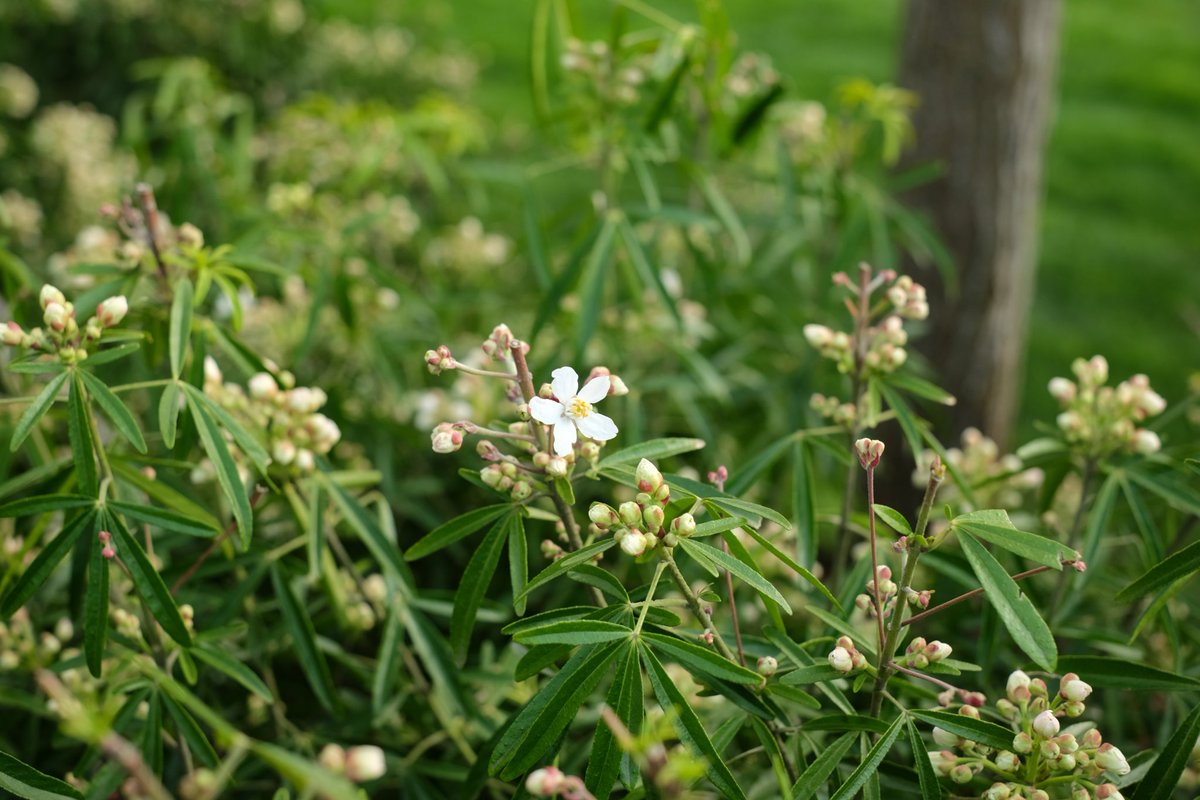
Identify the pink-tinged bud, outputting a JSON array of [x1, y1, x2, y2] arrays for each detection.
[[854, 593, 872, 611], [1029, 791, 1050, 800], [916, 590, 932, 608], [994, 750, 1019, 772], [318, 744, 346, 772], [949, 764, 973, 784], [1032, 710, 1060, 739], [836, 635, 855, 651], [248, 372, 278, 400], [1082, 728, 1103, 748], [928, 750, 955, 776], [540, 539, 563, 560], [670, 513, 696, 537], [39, 284, 66, 310], [641, 505, 664, 533], [756, 656, 778, 677], [937, 689, 955, 707], [525, 766, 564, 796], [1089, 355, 1109, 385], [1059, 673, 1092, 702], [1013, 732, 1034, 754], [1095, 784, 1125, 800], [854, 438, 885, 469], [345, 745, 386, 782], [927, 641, 952, 662], [1030, 678, 1048, 697], [828, 646, 854, 674], [1055, 734, 1079, 754], [97, 530, 112, 544], [932, 727, 958, 748], [618, 501, 642, 528], [1132, 429, 1161, 455], [1, 321, 22, 346], [430, 424, 463, 454], [102, 546, 116, 559], [1140, 390, 1166, 416], [876, 565, 892, 581], [43, 302, 68, 331], [1040, 739, 1060, 759], [635, 458, 664, 493], [96, 296, 128, 328], [424, 345, 454, 375], [963, 692, 986, 707], [1048, 377, 1076, 403], [699, 629, 714, 645], [983, 783, 1011, 800], [958, 704, 980, 719], [803, 324, 834, 349], [906, 637, 928, 654], [996, 699, 1017, 720], [620, 531, 647, 557], [1056, 753, 1077, 771], [589, 503, 620, 529], [1096, 743, 1130, 776], [1072, 559, 1087, 572]]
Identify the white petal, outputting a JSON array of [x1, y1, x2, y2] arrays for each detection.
[[550, 366, 579, 402], [576, 412, 618, 442], [552, 419, 578, 456], [577, 375, 610, 404], [529, 397, 564, 424]]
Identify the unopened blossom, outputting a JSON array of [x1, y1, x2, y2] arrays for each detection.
[[529, 367, 618, 456], [1059, 673, 1092, 703], [1032, 710, 1060, 739], [1096, 743, 1130, 776], [757, 656, 778, 677], [1095, 784, 1125, 800], [525, 766, 565, 796], [96, 296, 128, 328], [345, 745, 386, 782], [620, 531, 648, 557], [828, 646, 853, 674]]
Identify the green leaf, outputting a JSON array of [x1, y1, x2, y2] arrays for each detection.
[[84, 526, 109, 678], [793, 439, 818, 566], [1130, 703, 1200, 800], [1117, 539, 1200, 601], [514, 620, 632, 647], [404, 504, 512, 561], [108, 501, 218, 538], [0, 494, 94, 517], [567, 564, 628, 603], [161, 695, 219, 769], [107, 513, 191, 647], [951, 509, 1076, 569], [371, 603, 403, 716], [553, 476, 575, 506], [77, 370, 146, 453], [882, 371, 956, 406], [907, 718, 943, 799], [508, 515, 528, 615], [185, 392, 252, 548], [909, 709, 1015, 751], [502, 606, 595, 636], [732, 517, 838, 606], [585, 643, 642, 798], [1054, 656, 1200, 692], [766, 683, 821, 709], [689, 517, 748, 538], [790, 732, 856, 800], [10, 371, 68, 452], [249, 741, 359, 800], [158, 383, 181, 450], [707, 495, 792, 530], [181, 384, 269, 473], [802, 715, 893, 735], [2, 511, 94, 617], [320, 477, 408, 584], [780, 664, 848, 686], [77, 342, 139, 367], [829, 714, 905, 800], [873, 505, 913, 537], [270, 565, 337, 713], [619, 219, 683, 328], [750, 714, 794, 800], [490, 641, 623, 780], [597, 437, 706, 469], [110, 462, 221, 531], [642, 631, 764, 685], [516, 539, 617, 602], [169, 278, 193, 379], [677, 538, 792, 614], [0, 748, 84, 800], [641, 644, 747, 800], [67, 374, 98, 496], [191, 645, 273, 701], [959, 533, 1057, 671], [1126, 469, 1200, 517], [451, 513, 514, 661]]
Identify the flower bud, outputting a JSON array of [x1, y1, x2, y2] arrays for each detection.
[[2, 321, 23, 346], [1013, 732, 1033, 753], [589, 503, 620, 529], [983, 783, 1011, 800], [1029, 791, 1050, 800], [1058, 673, 1092, 702], [510, 480, 533, 501], [618, 501, 642, 528], [608, 375, 629, 396], [1032, 710, 1060, 739], [546, 456, 569, 478], [620, 531, 648, 557], [39, 284, 65, 310], [949, 764, 973, 784], [43, 302, 68, 331], [929, 750, 955, 776], [1056, 752, 1076, 771], [345, 745, 386, 782], [318, 744, 346, 772], [670, 513, 696, 537], [642, 505, 664, 533], [756, 656, 778, 677], [927, 641, 952, 662], [1096, 743, 1130, 776], [1063, 700, 1085, 717], [994, 750, 1020, 772], [540, 539, 563, 560], [1048, 377, 1076, 403], [1082, 728, 1103, 748], [932, 727, 958, 748], [525, 766, 564, 796], [958, 704, 980, 720], [635, 459, 664, 493], [101, 546, 116, 559], [1040, 739, 1060, 759], [249, 373, 278, 400], [854, 438, 885, 469], [96, 296, 128, 328], [652, 483, 671, 505], [1132, 429, 1161, 455], [1029, 678, 1048, 697], [1095, 784, 1125, 800], [430, 424, 463, 454], [827, 646, 853, 674], [803, 324, 834, 349]]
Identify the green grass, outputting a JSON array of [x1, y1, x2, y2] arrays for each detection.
[[449, 0, 1200, 440]]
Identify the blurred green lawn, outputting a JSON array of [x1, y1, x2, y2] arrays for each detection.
[[449, 0, 1200, 441]]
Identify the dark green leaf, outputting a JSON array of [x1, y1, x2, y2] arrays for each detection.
[[802, 715, 892, 735], [451, 514, 514, 661], [0, 748, 84, 800], [77, 370, 146, 453], [10, 371, 69, 452], [793, 440, 818, 566], [514, 620, 632, 647], [909, 709, 1015, 751], [371, 603, 403, 716], [959, 533, 1057, 671], [907, 717, 943, 799], [598, 438, 706, 469], [270, 565, 337, 713], [731, 518, 838, 606], [192, 646, 273, 701], [184, 393, 251, 547], [1118, 539, 1200, 601], [1126, 469, 1200, 517], [585, 643, 642, 798], [2, 511, 94, 617], [873, 505, 912, 537], [158, 383, 181, 450], [161, 695, 219, 768], [321, 477, 409, 584], [182, 385, 269, 473], [877, 383, 925, 463], [766, 683, 820, 709], [169, 278, 193, 379], [567, 564, 628, 603], [791, 732, 856, 800], [951, 509, 1076, 569], [677, 538, 792, 613], [110, 462, 221, 531], [642, 631, 763, 685], [0, 494, 94, 517], [707, 495, 792, 530], [553, 476, 575, 506], [78, 342, 139, 366], [84, 527, 109, 677], [780, 664, 848, 686], [829, 714, 905, 800], [882, 372, 956, 406], [108, 501, 218, 538], [67, 374, 98, 496], [642, 644, 747, 800], [404, 504, 512, 561], [502, 606, 595, 636], [514, 644, 572, 682], [1054, 656, 1200, 692], [1130, 703, 1200, 800], [516, 539, 617, 602], [108, 513, 191, 647], [508, 514, 529, 615]]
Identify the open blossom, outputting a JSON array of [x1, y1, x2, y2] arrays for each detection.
[[529, 366, 618, 456]]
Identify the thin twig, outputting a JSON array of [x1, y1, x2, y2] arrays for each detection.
[[905, 561, 1083, 627], [171, 485, 267, 594]]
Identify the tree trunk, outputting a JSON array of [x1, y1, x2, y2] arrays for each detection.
[[898, 0, 1062, 449]]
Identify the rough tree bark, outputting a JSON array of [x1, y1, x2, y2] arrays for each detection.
[[898, 0, 1063, 449]]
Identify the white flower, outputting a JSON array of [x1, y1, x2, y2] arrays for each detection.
[[529, 366, 618, 456]]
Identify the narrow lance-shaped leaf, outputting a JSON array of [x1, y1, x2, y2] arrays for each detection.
[[185, 392, 252, 548], [909, 709, 1015, 752], [959, 532, 1057, 671], [907, 717, 943, 799], [10, 370, 69, 453], [67, 373, 98, 496], [1117, 539, 1200, 601], [678, 537, 792, 614], [516, 539, 617, 602], [597, 437, 705, 469], [1, 510, 94, 617], [270, 564, 337, 713], [182, 384, 270, 474], [512, 620, 632, 647], [158, 382, 181, 450], [404, 503, 512, 561], [169, 277, 193, 379], [829, 714, 905, 800], [191, 646, 273, 702], [585, 643, 642, 798], [1130, 703, 1200, 800], [84, 524, 109, 677], [107, 512, 192, 647], [371, 602, 403, 716], [0, 748, 84, 800], [450, 513, 513, 662], [794, 439, 818, 566], [108, 501, 218, 538], [508, 513, 528, 615], [1054, 656, 1200, 692], [641, 644, 748, 800], [77, 369, 146, 453], [642, 631, 763, 685], [951, 508, 1076, 570], [791, 732, 856, 800]]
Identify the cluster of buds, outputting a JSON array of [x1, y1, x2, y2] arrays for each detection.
[[589, 460, 691, 557], [927, 670, 1129, 798], [898, 636, 952, 669], [810, 393, 857, 427], [855, 437, 885, 470], [560, 37, 647, 107], [199, 358, 341, 477], [0, 611, 76, 671], [804, 266, 927, 378], [1, 284, 128, 364], [827, 635, 868, 674], [317, 744, 387, 783], [424, 217, 510, 273], [97, 530, 116, 560], [480, 323, 527, 363], [1049, 356, 1166, 457], [479, 460, 542, 503], [914, 428, 1043, 512], [525, 766, 596, 799], [99, 184, 207, 266]]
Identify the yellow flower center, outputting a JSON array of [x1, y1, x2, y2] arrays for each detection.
[[568, 397, 593, 418]]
